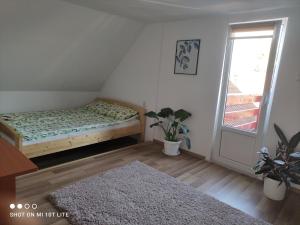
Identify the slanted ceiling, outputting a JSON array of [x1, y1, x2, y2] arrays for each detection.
[[0, 0, 144, 91], [63, 0, 300, 22]]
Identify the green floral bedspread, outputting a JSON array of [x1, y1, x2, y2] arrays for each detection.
[[0, 101, 138, 144]]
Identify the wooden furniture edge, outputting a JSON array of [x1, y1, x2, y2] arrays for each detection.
[[0, 139, 37, 225], [0, 139, 38, 177], [153, 139, 205, 160], [20, 142, 153, 176], [23, 124, 142, 158], [0, 118, 22, 150], [96, 97, 146, 142]]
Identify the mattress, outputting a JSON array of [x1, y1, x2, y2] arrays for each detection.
[[0, 103, 139, 146]]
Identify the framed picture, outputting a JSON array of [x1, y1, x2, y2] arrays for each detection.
[[174, 39, 200, 75]]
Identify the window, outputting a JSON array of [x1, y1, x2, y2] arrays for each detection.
[[222, 22, 275, 133]]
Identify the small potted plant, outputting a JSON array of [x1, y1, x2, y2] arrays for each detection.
[[253, 124, 300, 200], [145, 108, 191, 156]]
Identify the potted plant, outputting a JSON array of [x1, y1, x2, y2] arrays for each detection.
[[253, 124, 300, 200], [145, 108, 191, 156]]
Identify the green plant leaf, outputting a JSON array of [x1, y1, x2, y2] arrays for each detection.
[[150, 121, 162, 128], [289, 162, 300, 172], [183, 56, 190, 63], [183, 137, 191, 149], [254, 164, 273, 175], [178, 50, 183, 58], [289, 151, 300, 160], [157, 108, 174, 118], [175, 109, 191, 122], [144, 111, 159, 119], [274, 124, 288, 146], [179, 124, 190, 134], [288, 131, 300, 150], [274, 160, 285, 166], [279, 172, 290, 188], [187, 45, 192, 53], [193, 41, 200, 50], [289, 174, 300, 184], [172, 121, 179, 128]]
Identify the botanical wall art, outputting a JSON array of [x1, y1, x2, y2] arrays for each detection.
[[174, 39, 200, 75]]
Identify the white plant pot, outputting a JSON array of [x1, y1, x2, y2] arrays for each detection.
[[163, 140, 181, 156], [263, 177, 287, 201]]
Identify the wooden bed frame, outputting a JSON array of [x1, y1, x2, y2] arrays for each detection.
[[0, 98, 145, 158]]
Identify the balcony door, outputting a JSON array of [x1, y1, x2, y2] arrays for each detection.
[[215, 20, 286, 171]]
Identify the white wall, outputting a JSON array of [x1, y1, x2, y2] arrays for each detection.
[[0, 91, 100, 113], [154, 17, 228, 158], [100, 7, 300, 159], [0, 0, 144, 114], [100, 24, 163, 141], [0, 0, 143, 91]]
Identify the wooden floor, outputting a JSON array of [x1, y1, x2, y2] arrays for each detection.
[[14, 142, 300, 225]]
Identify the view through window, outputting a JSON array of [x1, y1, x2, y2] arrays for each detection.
[[223, 24, 274, 132]]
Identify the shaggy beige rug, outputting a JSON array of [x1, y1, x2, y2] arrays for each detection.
[[49, 161, 270, 225]]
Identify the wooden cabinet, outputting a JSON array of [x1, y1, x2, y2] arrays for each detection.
[[0, 139, 38, 225]]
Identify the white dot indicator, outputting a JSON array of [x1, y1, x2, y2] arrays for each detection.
[[17, 204, 23, 209], [9, 204, 15, 209]]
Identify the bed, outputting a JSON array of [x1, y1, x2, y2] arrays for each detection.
[[0, 98, 145, 158]]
